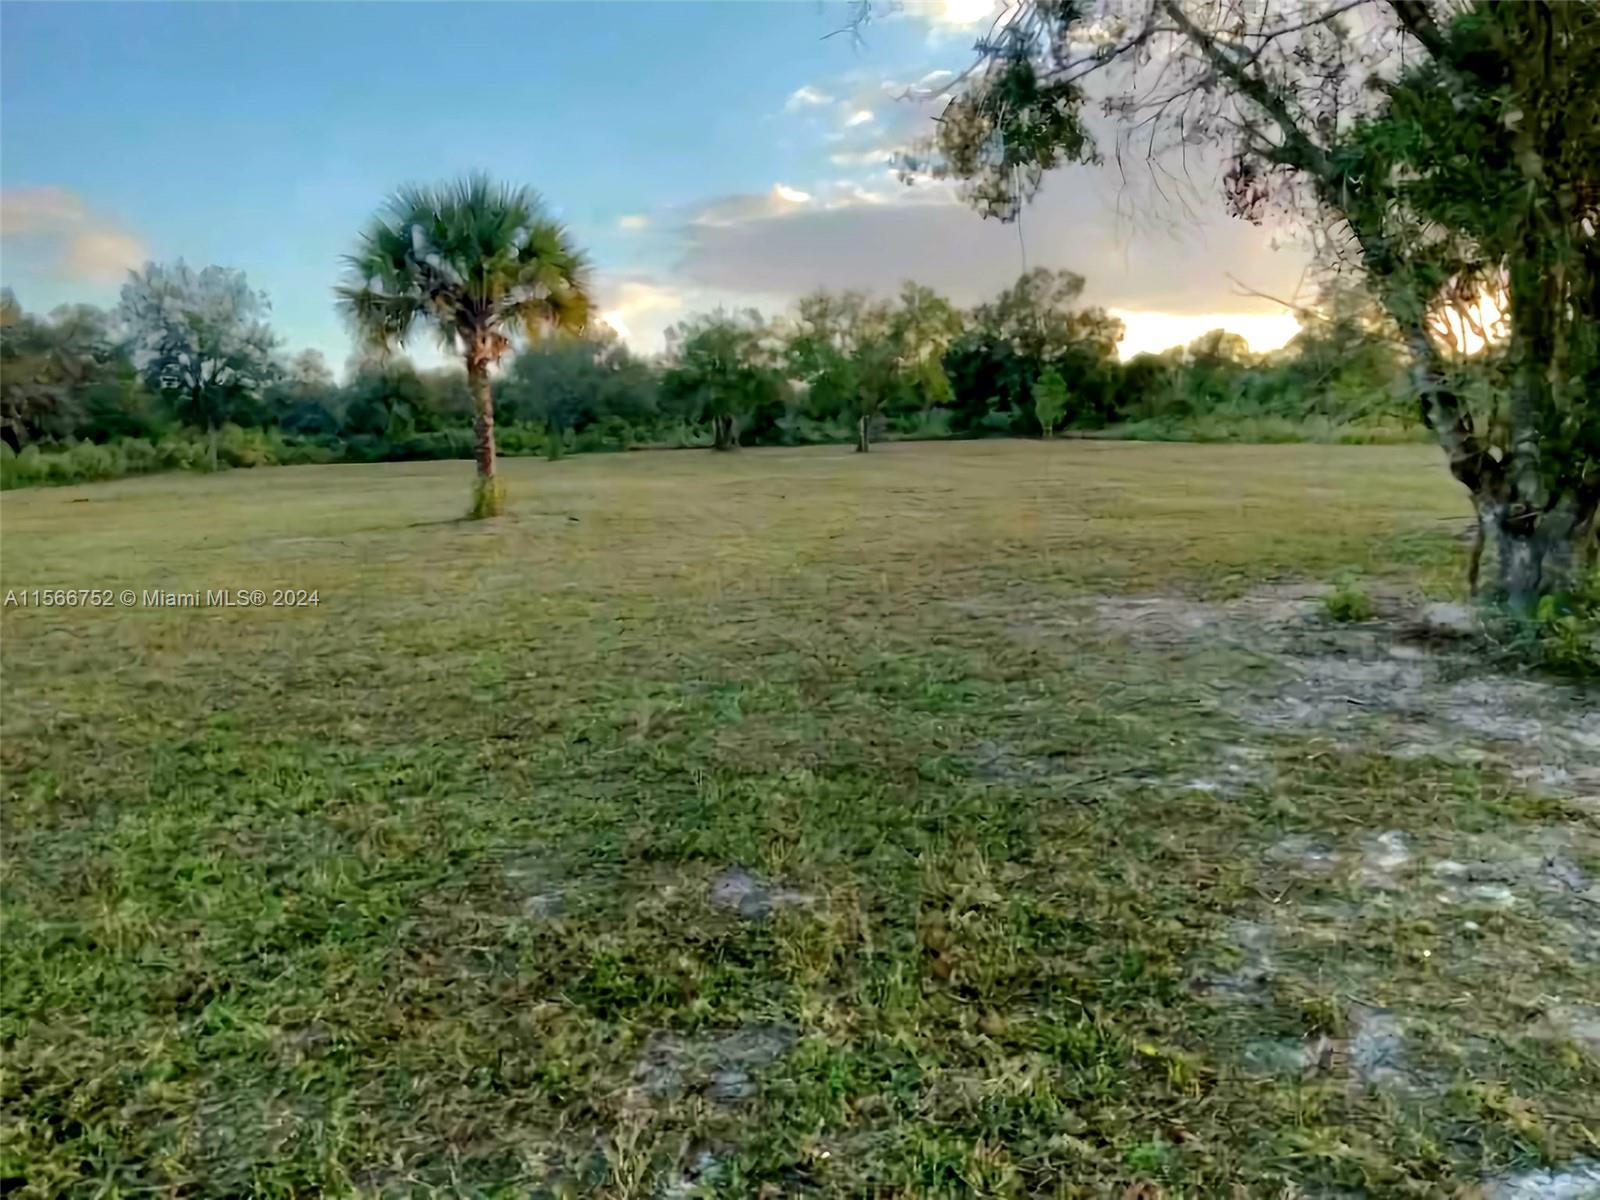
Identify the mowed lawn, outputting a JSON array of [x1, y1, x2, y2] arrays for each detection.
[[3, 441, 1597, 1197]]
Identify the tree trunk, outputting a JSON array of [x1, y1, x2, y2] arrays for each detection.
[[207, 419, 218, 473], [1477, 491, 1598, 614], [467, 346, 503, 518], [856, 413, 870, 453], [712, 414, 737, 451]]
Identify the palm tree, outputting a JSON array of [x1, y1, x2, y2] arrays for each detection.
[[337, 174, 591, 517]]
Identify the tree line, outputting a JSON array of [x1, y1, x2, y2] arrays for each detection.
[[1, 264, 1413, 489]]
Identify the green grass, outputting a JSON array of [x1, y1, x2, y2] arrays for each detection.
[[3, 441, 1595, 1197]]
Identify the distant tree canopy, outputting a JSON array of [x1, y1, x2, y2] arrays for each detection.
[[1, 288, 154, 450], [499, 327, 657, 458], [662, 310, 786, 450], [5, 262, 1424, 493], [913, 0, 1600, 606], [946, 269, 1126, 435], [117, 262, 279, 468]]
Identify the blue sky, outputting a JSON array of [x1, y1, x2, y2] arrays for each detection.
[[1, 1, 1305, 369]]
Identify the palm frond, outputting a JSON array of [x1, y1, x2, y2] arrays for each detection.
[[337, 174, 591, 360]]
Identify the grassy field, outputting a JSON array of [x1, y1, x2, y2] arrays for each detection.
[[3, 441, 1597, 1198]]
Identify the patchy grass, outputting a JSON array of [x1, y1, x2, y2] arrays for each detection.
[[2, 441, 1596, 1197], [1323, 579, 1378, 624]]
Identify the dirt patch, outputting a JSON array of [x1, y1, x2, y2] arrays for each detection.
[[1238, 1005, 1428, 1095], [1534, 1005, 1600, 1057], [1082, 583, 1600, 785], [1194, 920, 1278, 1002], [631, 1025, 797, 1104], [1176, 743, 1278, 797], [1089, 582, 1327, 648], [963, 739, 1076, 785], [1481, 1159, 1600, 1200], [503, 854, 568, 920], [1346, 1004, 1418, 1092], [709, 868, 812, 919], [657, 1150, 726, 1200], [1358, 830, 1415, 891]]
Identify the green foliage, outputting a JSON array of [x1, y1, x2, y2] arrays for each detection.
[[1032, 369, 1067, 436], [337, 174, 591, 358], [1322, 580, 1377, 623], [117, 262, 279, 449], [1491, 568, 1600, 679], [944, 269, 1124, 434], [0, 268, 1437, 489], [2, 289, 155, 448], [661, 310, 784, 449], [909, 16, 1095, 220], [338, 173, 593, 512], [498, 328, 656, 458]]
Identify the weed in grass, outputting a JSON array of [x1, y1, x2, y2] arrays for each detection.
[[1323, 578, 1378, 623]]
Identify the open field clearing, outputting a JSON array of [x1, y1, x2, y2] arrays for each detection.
[[2, 440, 1597, 1197]]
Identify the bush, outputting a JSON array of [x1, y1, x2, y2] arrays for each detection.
[[156, 436, 206, 472], [1490, 569, 1600, 679], [387, 429, 475, 461], [216, 424, 275, 468], [1322, 581, 1376, 623], [886, 408, 955, 441], [120, 438, 159, 474], [276, 436, 339, 465], [495, 422, 546, 457]]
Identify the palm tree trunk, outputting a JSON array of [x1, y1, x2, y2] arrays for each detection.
[[467, 345, 503, 518], [856, 413, 870, 453]]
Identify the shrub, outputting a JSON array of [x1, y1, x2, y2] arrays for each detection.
[[495, 422, 546, 457], [156, 436, 206, 471], [886, 408, 955, 441], [1322, 581, 1376, 623], [120, 438, 159, 474], [276, 436, 339, 465], [66, 440, 123, 481], [216, 424, 275, 468], [1491, 568, 1600, 678]]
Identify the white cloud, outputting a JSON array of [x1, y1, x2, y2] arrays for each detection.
[[63, 229, 149, 283], [617, 214, 650, 231], [785, 85, 834, 111], [599, 311, 633, 340], [691, 183, 817, 227], [0, 185, 89, 234], [0, 186, 147, 282], [843, 108, 876, 128], [593, 277, 685, 349], [672, 166, 1311, 344], [929, 0, 999, 25], [884, 0, 1003, 38]]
